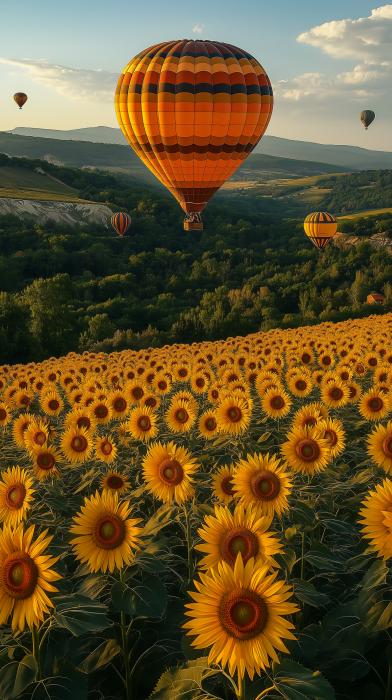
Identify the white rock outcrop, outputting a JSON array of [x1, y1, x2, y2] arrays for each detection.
[[0, 198, 112, 226]]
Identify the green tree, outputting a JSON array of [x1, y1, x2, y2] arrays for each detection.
[[0, 293, 39, 364], [23, 274, 78, 358]]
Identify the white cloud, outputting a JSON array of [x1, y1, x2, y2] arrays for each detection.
[[274, 62, 391, 101], [275, 5, 392, 102], [192, 25, 203, 34], [0, 58, 118, 102], [297, 4, 392, 62]]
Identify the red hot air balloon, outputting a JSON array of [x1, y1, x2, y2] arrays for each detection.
[[111, 212, 131, 237], [115, 40, 273, 231], [14, 93, 28, 109]]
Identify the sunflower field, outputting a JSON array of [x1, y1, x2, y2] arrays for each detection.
[[1, 314, 392, 700]]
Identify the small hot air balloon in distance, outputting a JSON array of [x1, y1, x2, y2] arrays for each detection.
[[360, 110, 375, 130], [115, 40, 273, 230], [304, 212, 337, 251], [111, 212, 131, 237], [14, 93, 28, 109]]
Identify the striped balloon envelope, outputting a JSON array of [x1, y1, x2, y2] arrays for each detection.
[[304, 212, 337, 251], [111, 212, 131, 237], [115, 40, 273, 230]]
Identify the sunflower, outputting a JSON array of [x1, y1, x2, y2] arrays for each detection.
[[359, 388, 390, 421], [126, 380, 148, 405], [184, 556, 298, 681], [64, 407, 98, 435], [198, 411, 219, 439], [32, 445, 62, 481], [70, 490, 142, 573], [318, 418, 346, 458], [346, 381, 362, 404], [190, 372, 210, 394], [0, 523, 61, 632], [261, 387, 291, 420], [232, 453, 292, 518], [60, 426, 93, 464], [101, 470, 131, 495], [211, 465, 237, 504], [318, 351, 335, 369], [298, 347, 314, 366], [170, 390, 199, 414], [12, 389, 33, 411], [281, 425, 331, 476], [195, 504, 282, 571], [353, 361, 367, 378], [0, 402, 12, 427], [367, 422, 392, 473], [152, 374, 172, 395], [128, 406, 159, 442], [216, 394, 251, 436], [23, 419, 49, 452], [291, 404, 322, 430], [365, 352, 380, 371], [0, 466, 35, 526], [107, 390, 130, 420], [358, 480, 392, 560], [287, 373, 313, 398], [142, 441, 199, 504], [95, 435, 118, 463], [165, 400, 197, 434], [90, 397, 112, 425], [174, 363, 192, 382], [141, 393, 161, 410], [40, 391, 64, 416], [374, 366, 392, 385], [321, 380, 350, 408], [208, 383, 225, 405], [12, 415, 33, 449]]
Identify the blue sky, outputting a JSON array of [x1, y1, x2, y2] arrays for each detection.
[[1, 1, 391, 150]]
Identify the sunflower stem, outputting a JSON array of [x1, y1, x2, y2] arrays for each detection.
[[120, 570, 132, 700], [183, 501, 193, 580], [32, 625, 41, 681], [301, 532, 306, 580], [387, 664, 392, 700]]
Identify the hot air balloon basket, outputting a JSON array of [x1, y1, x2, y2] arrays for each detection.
[[184, 221, 203, 231]]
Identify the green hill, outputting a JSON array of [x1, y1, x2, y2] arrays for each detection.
[[0, 153, 391, 365], [0, 164, 82, 201]]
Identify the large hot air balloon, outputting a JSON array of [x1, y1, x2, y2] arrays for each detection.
[[14, 93, 28, 109], [360, 110, 375, 130], [111, 212, 131, 237], [304, 212, 337, 251], [115, 40, 273, 230]]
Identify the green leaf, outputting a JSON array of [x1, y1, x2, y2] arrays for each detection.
[[194, 503, 215, 517], [0, 655, 37, 700], [257, 432, 271, 443], [53, 594, 110, 636], [304, 541, 343, 571], [274, 548, 296, 572], [19, 659, 87, 700], [111, 574, 167, 617], [287, 625, 324, 664], [273, 659, 335, 700], [291, 502, 316, 527], [79, 639, 120, 673], [361, 560, 388, 591], [318, 513, 356, 535], [149, 658, 217, 700], [136, 552, 165, 573], [142, 504, 181, 537], [345, 551, 375, 572], [76, 574, 106, 600], [292, 579, 330, 607]]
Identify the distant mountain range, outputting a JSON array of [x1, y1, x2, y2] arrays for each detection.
[[8, 126, 392, 171], [0, 131, 353, 184]]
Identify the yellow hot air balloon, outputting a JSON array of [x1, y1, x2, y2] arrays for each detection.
[[304, 212, 337, 251], [115, 40, 273, 231]]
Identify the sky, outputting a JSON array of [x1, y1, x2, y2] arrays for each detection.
[[1, 0, 392, 151]]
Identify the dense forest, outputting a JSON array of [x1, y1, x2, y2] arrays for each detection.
[[316, 169, 392, 214], [0, 154, 391, 364]]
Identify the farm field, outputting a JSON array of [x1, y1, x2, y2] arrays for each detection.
[[0, 165, 86, 202], [0, 313, 391, 699]]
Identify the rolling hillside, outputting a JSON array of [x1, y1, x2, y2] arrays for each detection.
[[0, 165, 83, 201]]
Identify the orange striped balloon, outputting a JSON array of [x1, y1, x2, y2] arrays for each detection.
[[111, 212, 131, 237], [304, 212, 337, 251], [115, 40, 273, 230]]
